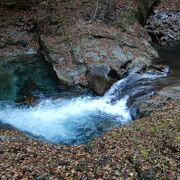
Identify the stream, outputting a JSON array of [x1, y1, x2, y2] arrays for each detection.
[[0, 42, 179, 145]]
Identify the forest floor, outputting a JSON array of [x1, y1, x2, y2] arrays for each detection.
[[0, 98, 179, 179], [0, 1, 180, 179]]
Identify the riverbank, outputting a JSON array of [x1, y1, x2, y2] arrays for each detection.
[[0, 97, 179, 179]]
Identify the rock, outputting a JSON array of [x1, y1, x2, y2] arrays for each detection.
[[40, 21, 158, 95], [86, 64, 118, 95], [23, 96, 39, 106], [131, 86, 180, 118], [127, 57, 151, 71], [53, 64, 87, 86], [146, 10, 180, 43], [136, 0, 160, 26], [17, 40, 29, 48], [38, 1, 162, 95], [156, 86, 180, 99], [149, 64, 170, 74], [39, 33, 132, 94]]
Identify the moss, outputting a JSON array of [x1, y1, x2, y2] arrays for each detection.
[[138, 145, 151, 159]]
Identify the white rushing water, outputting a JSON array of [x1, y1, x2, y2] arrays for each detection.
[[0, 77, 131, 144], [0, 69, 168, 144]]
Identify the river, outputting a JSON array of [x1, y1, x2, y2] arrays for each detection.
[[0, 42, 179, 145]]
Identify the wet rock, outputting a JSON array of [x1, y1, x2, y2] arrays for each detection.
[[23, 96, 39, 106], [131, 86, 180, 118], [53, 64, 87, 86], [148, 64, 170, 74], [127, 57, 151, 71], [146, 10, 180, 44], [136, 0, 160, 26], [17, 40, 29, 48], [86, 64, 118, 95]]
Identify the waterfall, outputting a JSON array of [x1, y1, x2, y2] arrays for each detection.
[[0, 69, 168, 144]]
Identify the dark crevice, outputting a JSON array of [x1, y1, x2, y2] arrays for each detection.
[[146, 29, 166, 46], [137, 0, 160, 26], [108, 69, 119, 79]]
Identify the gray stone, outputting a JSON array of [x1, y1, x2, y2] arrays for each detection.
[[86, 64, 118, 95], [53, 64, 87, 86], [131, 86, 180, 118], [128, 57, 151, 71], [147, 10, 180, 43]]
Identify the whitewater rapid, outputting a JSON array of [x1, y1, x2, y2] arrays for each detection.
[[0, 69, 168, 144]]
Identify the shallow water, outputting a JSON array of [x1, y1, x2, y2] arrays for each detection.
[[0, 44, 179, 145]]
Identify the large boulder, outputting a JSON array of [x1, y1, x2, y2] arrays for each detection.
[[39, 0, 161, 95], [40, 20, 159, 94]]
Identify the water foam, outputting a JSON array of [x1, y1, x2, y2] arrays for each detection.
[[0, 95, 130, 144], [0, 69, 167, 144]]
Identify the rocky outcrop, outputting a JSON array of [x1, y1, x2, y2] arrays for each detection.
[[86, 64, 118, 95], [37, 0, 164, 94], [146, 10, 180, 43], [131, 86, 180, 118], [0, 0, 162, 94], [40, 20, 159, 94]]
